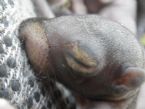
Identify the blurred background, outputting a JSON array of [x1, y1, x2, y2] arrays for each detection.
[[33, 0, 145, 41]]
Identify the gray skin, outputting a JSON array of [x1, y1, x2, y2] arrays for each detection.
[[19, 15, 145, 109]]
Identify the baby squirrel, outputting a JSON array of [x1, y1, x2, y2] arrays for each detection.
[[19, 15, 145, 109]]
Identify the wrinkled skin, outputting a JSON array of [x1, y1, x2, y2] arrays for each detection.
[[19, 15, 145, 109]]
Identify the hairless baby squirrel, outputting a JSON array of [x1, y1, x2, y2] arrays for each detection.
[[19, 15, 145, 109]]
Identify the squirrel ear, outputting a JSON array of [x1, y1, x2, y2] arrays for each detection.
[[19, 19, 46, 42], [114, 67, 145, 90], [19, 19, 50, 76]]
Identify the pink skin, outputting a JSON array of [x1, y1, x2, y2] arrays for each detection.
[[99, 0, 137, 34], [71, 0, 87, 14]]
